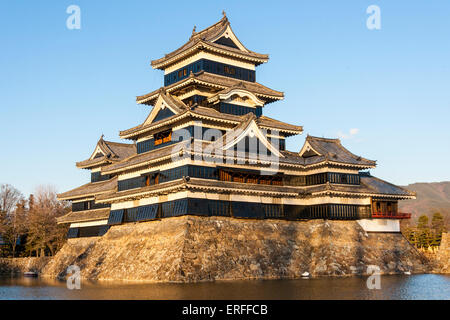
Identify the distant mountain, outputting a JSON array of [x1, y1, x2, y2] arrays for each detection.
[[399, 181, 450, 226]]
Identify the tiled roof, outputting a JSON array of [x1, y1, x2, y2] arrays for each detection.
[[101, 142, 190, 174], [257, 115, 303, 134], [136, 71, 283, 106], [109, 132, 379, 177], [186, 178, 299, 197], [95, 174, 415, 204], [96, 179, 185, 203], [57, 177, 118, 201], [186, 175, 415, 199], [101, 136, 375, 176], [76, 136, 136, 169], [56, 208, 110, 224], [120, 103, 300, 140], [159, 88, 189, 113], [295, 136, 376, 167], [359, 175, 415, 197], [209, 112, 253, 144], [299, 174, 414, 199], [151, 15, 268, 69]]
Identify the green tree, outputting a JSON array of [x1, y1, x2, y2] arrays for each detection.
[[417, 215, 429, 229], [430, 212, 446, 247], [404, 228, 418, 247], [414, 215, 433, 248]]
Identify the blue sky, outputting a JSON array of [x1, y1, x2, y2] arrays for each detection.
[[0, 1, 449, 197]]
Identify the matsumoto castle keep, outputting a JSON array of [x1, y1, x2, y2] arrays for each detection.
[[57, 13, 415, 237]]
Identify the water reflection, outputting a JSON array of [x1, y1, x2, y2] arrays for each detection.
[[0, 274, 448, 300]]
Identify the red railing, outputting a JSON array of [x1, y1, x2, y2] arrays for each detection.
[[372, 211, 411, 219]]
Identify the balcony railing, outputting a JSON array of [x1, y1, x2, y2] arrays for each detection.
[[372, 211, 411, 219]]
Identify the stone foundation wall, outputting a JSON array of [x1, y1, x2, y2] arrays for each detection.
[[42, 216, 431, 282], [0, 257, 51, 274]]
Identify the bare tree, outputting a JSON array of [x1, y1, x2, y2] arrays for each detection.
[[0, 184, 24, 257], [25, 185, 69, 257], [3, 200, 28, 257], [0, 184, 23, 217]]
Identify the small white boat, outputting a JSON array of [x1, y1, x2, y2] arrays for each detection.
[[301, 272, 310, 277], [23, 271, 38, 277], [404, 271, 411, 275]]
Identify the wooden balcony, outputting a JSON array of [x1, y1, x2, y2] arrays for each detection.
[[372, 211, 411, 219]]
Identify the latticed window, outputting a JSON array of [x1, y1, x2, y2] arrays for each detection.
[[271, 178, 283, 186], [232, 174, 245, 183], [285, 176, 306, 186], [219, 170, 233, 182], [327, 172, 360, 185], [246, 176, 258, 184], [306, 173, 327, 185], [259, 178, 272, 185]]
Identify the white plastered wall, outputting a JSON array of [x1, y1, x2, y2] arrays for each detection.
[[357, 219, 400, 232]]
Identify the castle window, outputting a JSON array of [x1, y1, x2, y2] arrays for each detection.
[[272, 178, 283, 186], [145, 173, 159, 186], [154, 130, 172, 146], [259, 177, 272, 185], [232, 174, 245, 183], [219, 170, 232, 182], [246, 175, 258, 184], [224, 65, 236, 75]]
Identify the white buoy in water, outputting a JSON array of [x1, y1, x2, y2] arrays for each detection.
[[301, 272, 310, 277]]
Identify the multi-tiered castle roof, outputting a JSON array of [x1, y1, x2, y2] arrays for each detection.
[[57, 14, 415, 237]]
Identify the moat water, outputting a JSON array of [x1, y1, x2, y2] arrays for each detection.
[[0, 274, 448, 300]]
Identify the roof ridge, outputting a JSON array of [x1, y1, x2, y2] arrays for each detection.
[[103, 140, 135, 147], [137, 71, 283, 105], [151, 15, 269, 69], [190, 14, 229, 40], [160, 89, 188, 111], [306, 135, 340, 142], [57, 176, 117, 199]]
